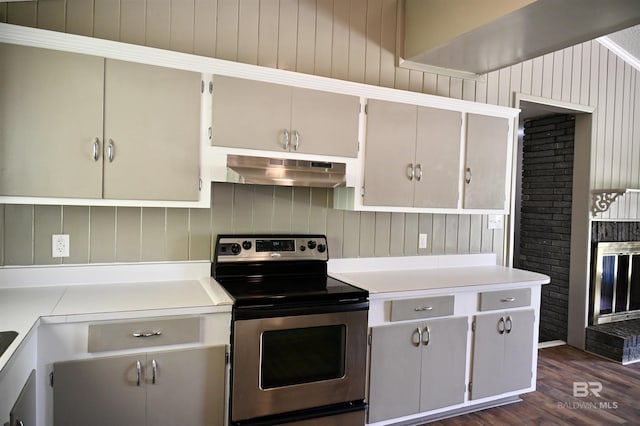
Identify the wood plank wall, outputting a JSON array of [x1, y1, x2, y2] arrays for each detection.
[[0, 0, 639, 266]]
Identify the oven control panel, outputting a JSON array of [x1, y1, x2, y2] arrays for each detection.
[[215, 235, 328, 262]]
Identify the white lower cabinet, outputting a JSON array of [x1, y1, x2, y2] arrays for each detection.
[[52, 345, 226, 426], [368, 317, 468, 423], [470, 309, 535, 400], [9, 370, 36, 426]]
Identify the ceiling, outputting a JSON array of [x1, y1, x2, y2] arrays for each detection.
[[402, 0, 640, 76]]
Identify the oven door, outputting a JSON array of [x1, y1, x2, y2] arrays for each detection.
[[231, 307, 368, 422]]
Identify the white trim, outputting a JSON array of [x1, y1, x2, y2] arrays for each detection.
[[538, 340, 566, 349], [398, 57, 487, 82], [598, 36, 640, 72]]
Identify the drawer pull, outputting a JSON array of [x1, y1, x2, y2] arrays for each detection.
[[414, 306, 433, 312], [132, 331, 162, 338], [501, 297, 516, 302]]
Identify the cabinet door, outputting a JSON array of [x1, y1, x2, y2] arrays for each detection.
[[414, 107, 462, 208], [419, 317, 467, 411], [103, 59, 201, 201], [368, 322, 422, 422], [363, 99, 417, 207], [470, 312, 506, 400], [53, 354, 146, 426], [464, 114, 510, 209], [212, 75, 291, 151], [0, 43, 104, 198], [290, 88, 360, 157], [501, 309, 535, 394], [10, 370, 36, 426], [146, 346, 227, 426]]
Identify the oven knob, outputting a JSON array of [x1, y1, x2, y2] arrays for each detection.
[[317, 243, 326, 253], [242, 240, 252, 250], [307, 240, 317, 250], [299, 245, 306, 251], [231, 243, 241, 254]]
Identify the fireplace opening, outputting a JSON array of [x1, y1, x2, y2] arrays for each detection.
[[591, 242, 640, 324]]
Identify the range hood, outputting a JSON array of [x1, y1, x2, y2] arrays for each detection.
[[226, 154, 346, 188]]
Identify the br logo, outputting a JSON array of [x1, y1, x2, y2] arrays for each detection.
[[573, 381, 602, 398]]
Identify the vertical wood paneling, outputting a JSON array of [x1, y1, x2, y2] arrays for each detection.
[[408, 70, 423, 93], [314, 0, 333, 77], [342, 211, 360, 258], [120, 0, 146, 45], [296, 0, 317, 74], [562, 47, 572, 102], [581, 42, 592, 107], [404, 213, 418, 255], [90, 206, 116, 263], [378, 0, 396, 89], [348, 0, 366, 83], [146, 0, 171, 49], [474, 76, 486, 104], [498, 68, 510, 107], [436, 75, 450, 97], [510, 62, 522, 97], [116, 207, 142, 262], [462, 79, 475, 101], [0, 4, 7, 23], [531, 56, 544, 96], [542, 52, 554, 99], [520, 59, 532, 95], [469, 215, 482, 253], [141, 207, 166, 261], [94, 0, 120, 41], [232, 182, 254, 233], [330, 0, 349, 80], [62, 206, 90, 264], [486, 70, 499, 106], [632, 73, 640, 217], [423, 72, 436, 95], [457, 214, 470, 253], [238, 0, 260, 64], [170, 0, 195, 53], [166, 208, 190, 261], [326, 209, 343, 258], [36, 0, 66, 32], [431, 214, 445, 253], [444, 214, 458, 253], [359, 212, 375, 257], [364, 0, 381, 85], [0, 205, 5, 265], [374, 212, 391, 256], [417, 213, 432, 255], [257, 0, 279, 67], [194, 0, 217, 57], [272, 186, 293, 232], [389, 212, 404, 256], [211, 182, 234, 243], [34, 205, 62, 265], [253, 185, 274, 232], [571, 45, 582, 104], [6, 3, 37, 27], [450, 77, 462, 100], [189, 207, 212, 260], [278, 0, 298, 70], [216, 0, 239, 61], [480, 216, 493, 253], [291, 187, 311, 233], [309, 188, 328, 234], [66, 0, 95, 37], [551, 50, 563, 100]]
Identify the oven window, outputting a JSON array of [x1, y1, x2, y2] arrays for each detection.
[[261, 325, 346, 389]]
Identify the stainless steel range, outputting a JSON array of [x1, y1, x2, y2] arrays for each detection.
[[212, 234, 369, 426]]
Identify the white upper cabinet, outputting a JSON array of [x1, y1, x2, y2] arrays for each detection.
[[0, 43, 202, 203], [212, 75, 360, 158]]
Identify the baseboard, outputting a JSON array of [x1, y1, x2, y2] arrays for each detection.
[[538, 340, 566, 349]]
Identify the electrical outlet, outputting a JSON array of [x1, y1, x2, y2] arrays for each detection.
[[52, 234, 70, 258], [419, 233, 428, 249], [488, 215, 504, 230]]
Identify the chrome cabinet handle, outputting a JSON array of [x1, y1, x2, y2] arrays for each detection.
[[501, 297, 516, 302], [136, 360, 142, 386], [414, 306, 433, 312], [505, 316, 513, 334], [407, 164, 414, 181], [16, 419, 25, 426], [465, 167, 472, 184], [132, 331, 162, 338], [293, 130, 300, 150], [151, 359, 158, 384], [415, 163, 423, 181], [412, 327, 421, 347], [92, 137, 100, 162], [108, 139, 115, 162], [422, 325, 431, 346], [497, 317, 505, 335], [283, 129, 290, 150]]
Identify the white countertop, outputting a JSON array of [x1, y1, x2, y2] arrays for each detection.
[[329, 254, 550, 297], [0, 262, 232, 374]]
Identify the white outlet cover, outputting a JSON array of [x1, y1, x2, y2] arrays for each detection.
[[419, 233, 428, 249], [488, 215, 504, 230], [52, 234, 70, 257]]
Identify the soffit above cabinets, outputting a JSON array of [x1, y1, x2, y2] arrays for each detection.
[[401, 0, 640, 77]]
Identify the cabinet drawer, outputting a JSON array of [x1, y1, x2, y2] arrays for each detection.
[[478, 288, 531, 311], [390, 296, 454, 321], [88, 316, 200, 352]]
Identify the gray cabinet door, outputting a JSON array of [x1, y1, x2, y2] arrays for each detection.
[[419, 317, 467, 411], [103, 59, 201, 201], [501, 309, 535, 394], [471, 309, 535, 400], [414, 107, 462, 208], [464, 114, 510, 209], [53, 354, 146, 426], [363, 99, 417, 207], [146, 346, 227, 426], [290, 88, 359, 157], [212, 75, 291, 152], [10, 370, 36, 426], [0, 43, 104, 198], [368, 322, 422, 422]]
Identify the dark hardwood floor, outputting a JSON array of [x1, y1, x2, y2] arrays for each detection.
[[431, 345, 640, 425]]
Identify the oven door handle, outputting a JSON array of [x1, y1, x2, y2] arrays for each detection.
[[234, 299, 369, 320]]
